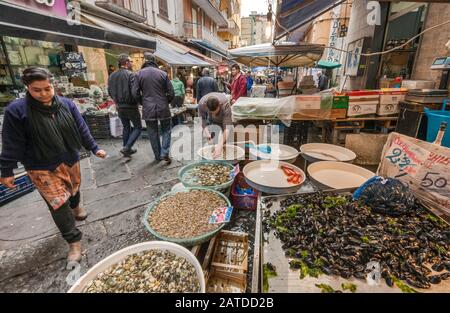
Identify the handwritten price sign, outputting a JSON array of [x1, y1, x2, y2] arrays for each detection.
[[378, 133, 450, 217]]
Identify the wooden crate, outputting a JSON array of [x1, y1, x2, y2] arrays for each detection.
[[210, 230, 248, 275], [206, 268, 247, 293], [330, 108, 347, 119]]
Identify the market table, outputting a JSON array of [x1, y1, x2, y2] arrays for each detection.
[[323, 116, 398, 144]]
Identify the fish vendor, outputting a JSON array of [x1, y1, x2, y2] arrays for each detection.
[[198, 92, 233, 159]]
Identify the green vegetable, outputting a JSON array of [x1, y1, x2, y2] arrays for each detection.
[[341, 283, 357, 293], [391, 276, 418, 293], [300, 250, 309, 259], [361, 236, 370, 244], [276, 226, 289, 234], [285, 204, 301, 218], [436, 245, 447, 255], [315, 284, 335, 293], [263, 264, 277, 293], [323, 196, 347, 209]]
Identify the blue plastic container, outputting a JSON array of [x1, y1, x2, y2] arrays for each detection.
[[424, 100, 450, 148], [0, 174, 35, 206]]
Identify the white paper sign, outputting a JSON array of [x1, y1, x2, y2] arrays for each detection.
[[378, 133, 450, 217]]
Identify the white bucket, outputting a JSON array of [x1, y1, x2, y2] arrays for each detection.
[[68, 241, 205, 293]]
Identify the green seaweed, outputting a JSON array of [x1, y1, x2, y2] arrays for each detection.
[[323, 196, 347, 209], [315, 283, 335, 293], [391, 276, 418, 293], [285, 204, 301, 218], [361, 236, 370, 244], [341, 283, 357, 293], [263, 264, 277, 293]]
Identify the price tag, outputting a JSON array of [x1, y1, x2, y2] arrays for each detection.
[[230, 164, 240, 179], [209, 207, 233, 224], [378, 133, 450, 215]]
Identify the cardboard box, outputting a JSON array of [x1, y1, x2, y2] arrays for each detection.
[[401, 80, 435, 90], [331, 108, 347, 119], [333, 96, 349, 109]]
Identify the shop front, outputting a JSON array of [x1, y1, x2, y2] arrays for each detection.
[[0, 1, 157, 110]]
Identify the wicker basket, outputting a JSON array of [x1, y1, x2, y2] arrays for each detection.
[[143, 187, 232, 247]]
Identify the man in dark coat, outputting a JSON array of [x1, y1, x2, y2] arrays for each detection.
[[132, 52, 174, 164], [196, 68, 218, 103], [108, 54, 141, 157]]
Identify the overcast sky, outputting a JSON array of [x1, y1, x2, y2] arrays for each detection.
[[241, 0, 276, 17]]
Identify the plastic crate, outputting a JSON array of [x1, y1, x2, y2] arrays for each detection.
[[0, 174, 35, 206], [230, 173, 259, 211]]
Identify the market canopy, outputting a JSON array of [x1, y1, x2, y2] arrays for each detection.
[[228, 42, 325, 68], [189, 39, 229, 60], [317, 60, 342, 69], [0, 2, 156, 51], [154, 37, 213, 67], [275, 0, 346, 40]]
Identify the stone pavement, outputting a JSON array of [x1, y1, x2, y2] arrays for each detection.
[[0, 134, 203, 292]]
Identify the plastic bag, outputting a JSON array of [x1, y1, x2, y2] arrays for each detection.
[[353, 176, 416, 216]]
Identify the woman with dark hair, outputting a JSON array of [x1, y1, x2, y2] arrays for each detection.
[[0, 67, 106, 264]]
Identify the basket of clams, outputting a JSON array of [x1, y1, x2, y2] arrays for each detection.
[[143, 188, 232, 246], [68, 241, 205, 293], [178, 161, 235, 194]]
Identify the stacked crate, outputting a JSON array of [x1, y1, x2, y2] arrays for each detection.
[[331, 95, 349, 119], [347, 91, 380, 117], [83, 112, 111, 139], [377, 89, 406, 116]]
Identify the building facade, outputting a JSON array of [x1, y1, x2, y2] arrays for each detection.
[[339, 0, 450, 91], [217, 0, 241, 49], [240, 11, 272, 47]]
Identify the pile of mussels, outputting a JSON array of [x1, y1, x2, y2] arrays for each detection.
[[263, 192, 450, 289]]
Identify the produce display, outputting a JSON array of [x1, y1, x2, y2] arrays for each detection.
[[83, 250, 200, 293], [148, 190, 227, 239], [184, 163, 232, 187], [263, 192, 450, 290], [201, 145, 242, 160]]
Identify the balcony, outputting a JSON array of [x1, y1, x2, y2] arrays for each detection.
[[191, 0, 227, 27], [182, 21, 228, 52], [202, 26, 228, 51], [95, 0, 146, 23], [218, 19, 239, 36]]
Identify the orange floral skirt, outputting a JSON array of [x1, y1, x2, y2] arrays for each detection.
[[27, 162, 81, 210]]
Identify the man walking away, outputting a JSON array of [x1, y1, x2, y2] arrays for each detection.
[[108, 54, 142, 157], [196, 68, 218, 103], [132, 52, 174, 164]]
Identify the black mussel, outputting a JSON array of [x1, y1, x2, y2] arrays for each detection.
[[428, 275, 442, 284], [340, 271, 352, 279], [432, 262, 445, 272], [439, 272, 450, 280], [385, 275, 394, 287]]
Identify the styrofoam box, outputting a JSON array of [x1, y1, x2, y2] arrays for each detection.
[[380, 94, 406, 105], [347, 103, 378, 117], [401, 80, 435, 90], [377, 103, 399, 116]]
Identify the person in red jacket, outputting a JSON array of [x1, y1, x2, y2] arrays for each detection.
[[229, 64, 247, 104]]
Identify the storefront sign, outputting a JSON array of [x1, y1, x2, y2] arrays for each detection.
[[378, 133, 450, 217], [326, 6, 342, 64], [5, 0, 67, 18]]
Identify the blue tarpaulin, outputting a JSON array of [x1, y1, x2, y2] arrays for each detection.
[[275, 0, 345, 40]]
